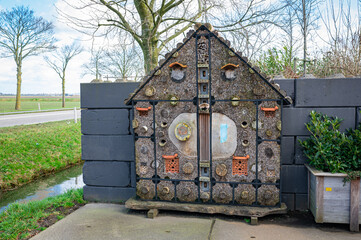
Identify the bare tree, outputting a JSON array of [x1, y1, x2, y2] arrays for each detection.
[[82, 43, 143, 82], [292, 0, 323, 75], [44, 42, 83, 107], [58, 0, 297, 74], [209, 0, 289, 60], [104, 43, 144, 81], [0, 6, 55, 110], [58, 0, 210, 74], [82, 47, 106, 80], [312, 0, 361, 77], [279, 0, 301, 65], [226, 23, 278, 60], [358, 0, 361, 31]]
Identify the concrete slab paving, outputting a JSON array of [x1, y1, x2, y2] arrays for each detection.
[[31, 203, 213, 240], [31, 203, 361, 240], [210, 219, 361, 240]]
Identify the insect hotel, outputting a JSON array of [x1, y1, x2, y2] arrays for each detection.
[[125, 24, 291, 219]]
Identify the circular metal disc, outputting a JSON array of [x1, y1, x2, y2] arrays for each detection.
[[174, 122, 191, 141]]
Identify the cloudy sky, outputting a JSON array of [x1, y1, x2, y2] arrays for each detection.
[[0, 0, 92, 94], [0, 0, 359, 94]]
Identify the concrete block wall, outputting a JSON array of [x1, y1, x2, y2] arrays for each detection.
[[81, 78, 361, 210], [81, 82, 139, 202], [276, 77, 361, 210]]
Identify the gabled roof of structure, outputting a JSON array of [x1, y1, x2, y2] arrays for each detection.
[[125, 25, 291, 105]]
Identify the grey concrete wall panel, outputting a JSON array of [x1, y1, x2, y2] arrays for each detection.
[[83, 161, 130, 187], [295, 193, 308, 210], [281, 165, 308, 193], [281, 136, 295, 164], [294, 136, 308, 165], [281, 193, 295, 211], [274, 79, 295, 101], [80, 77, 361, 208], [296, 78, 361, 107], [282, 107, 356, 136], [81, 82, 139, 109], [81, 109, 130, 135], [82, 135, 134, 160], [83, 185, 135, 202], [130, 162, 136, 188]]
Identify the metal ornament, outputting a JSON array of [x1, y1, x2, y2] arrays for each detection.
[[231, 96, 240, 106], [144, 86, 156, 97], [174, 122, 192, 141], [170, 96, 179, 106]]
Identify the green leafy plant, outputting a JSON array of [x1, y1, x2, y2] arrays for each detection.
[[300, 111, 361, 181], [256, 46, 294, 77], [342, 124, 361, 181]]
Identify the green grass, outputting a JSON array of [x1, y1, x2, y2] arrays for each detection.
[[0, 188, 86, 240], [0, 120, 82, 191], [0, 97, 80, 113]]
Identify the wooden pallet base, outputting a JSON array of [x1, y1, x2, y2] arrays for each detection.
[[125, 198, 287, 221]]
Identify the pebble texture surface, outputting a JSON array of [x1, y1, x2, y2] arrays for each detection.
[[130, 25, 286, 206]]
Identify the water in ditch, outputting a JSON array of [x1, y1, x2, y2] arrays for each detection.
[[0, 164, 84, 213]]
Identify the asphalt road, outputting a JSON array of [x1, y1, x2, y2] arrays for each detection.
[[0, 110, 81, 128]]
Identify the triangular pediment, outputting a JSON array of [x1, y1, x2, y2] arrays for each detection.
[[125, 25, 291, 105]]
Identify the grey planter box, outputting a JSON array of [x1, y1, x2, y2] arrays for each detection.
[[306, 165, 361, 231]]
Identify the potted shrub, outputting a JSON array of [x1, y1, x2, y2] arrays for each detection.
[[300, 111, 361, 232]]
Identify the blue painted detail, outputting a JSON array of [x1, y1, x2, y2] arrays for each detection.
[[220, 124, 228, 143], [201, 167, 210, 177]]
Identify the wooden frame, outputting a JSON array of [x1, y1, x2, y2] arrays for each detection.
[[306, 164, 360, 232]]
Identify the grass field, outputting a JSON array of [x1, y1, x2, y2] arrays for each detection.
[[0, 96, 80, 113], [0, 188, 86, 240], [0, 120, 82, 191]]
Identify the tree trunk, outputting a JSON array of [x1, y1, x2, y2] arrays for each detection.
[[302, 0, 307, 76], [289, 13, 294, 67], [134, 0, 158, 74], [62, 74, 65, 108], [15, 64, 22, 110], [95, 60, 99, 80], [142, 42, 159, 74]]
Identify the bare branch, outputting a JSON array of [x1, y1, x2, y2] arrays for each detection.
[[57, 0, 208, 73]]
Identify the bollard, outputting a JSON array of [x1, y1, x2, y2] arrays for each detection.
[[74, 107, 77, 123], [38, 103, 41, 111]]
